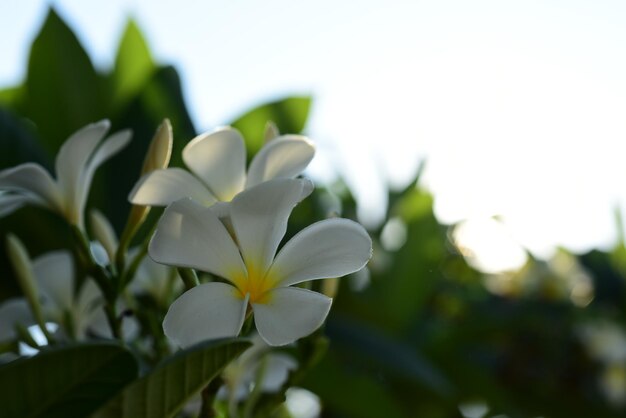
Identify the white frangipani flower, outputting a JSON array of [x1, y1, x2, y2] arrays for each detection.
[[0, 120, 131, 229], [129, 127, 315, 207], [129, 247, 182, 305], [150, 178, 372, 347], [220, 333, 297, 402], [32, 251, 103, 339]]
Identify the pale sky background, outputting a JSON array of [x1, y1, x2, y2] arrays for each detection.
[[3, 0, 626, 266]]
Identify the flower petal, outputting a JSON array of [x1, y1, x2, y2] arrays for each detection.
[[163, 282, 248, 348], [0, 163, 63, 211], [32, 251, 75, 317], [253, 287, 332, 346], [129, 168, 217, 207], [246, 135, 315, 189], [230, 178, 313, 276], [0, 193, 29, 217], [183, 128, 246, 201], [74, 279, 105, 339], [149, 198, 246, 281], [268, 218, 372, 287], [55, 120, 110, 200], [0, 298, 35, 341], [261, 353, 298, 392], [73, 129, 131, 227]]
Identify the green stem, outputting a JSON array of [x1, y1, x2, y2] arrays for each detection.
[[70, 226, 120, 339], [243, 356, 268, 418], [199, 376, 224, 418], [177, 268, 199, 290], [118, 240, 149, 292]]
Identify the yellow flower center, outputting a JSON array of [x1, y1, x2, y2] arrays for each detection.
[[232, 264, 276, 304]]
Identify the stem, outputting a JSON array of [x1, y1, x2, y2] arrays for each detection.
[[118, 240, 149, 292], [177, 268, 199, 290], [199, 376, 224, 418], [242, 356, 268, 418], [70, 226, 120, 339]]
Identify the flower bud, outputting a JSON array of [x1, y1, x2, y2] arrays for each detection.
[[5, 234, 49, 341], [89, 209, 118, 263], [141, 118, 173, 175], [264, 120, 280, 143]]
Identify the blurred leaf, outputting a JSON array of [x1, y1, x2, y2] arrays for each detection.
[[231, 96, 311, 155], [23, 7, 105, 153], [92, 338, 251, 418], [109, 20, 155, 112], [0, 86, 24, 108], [327, 315, 453, 397], [0, 108, 49, 169], [302, 351, 410, 418], [0, 342, 138, 418]]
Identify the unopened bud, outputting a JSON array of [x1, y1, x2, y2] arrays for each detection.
[[90, 209, 118, 263], [141, 118, 173, 175], [264, 120, 280, 143]]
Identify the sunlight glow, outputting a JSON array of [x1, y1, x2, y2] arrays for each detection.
[[452, 217, 527, 274]]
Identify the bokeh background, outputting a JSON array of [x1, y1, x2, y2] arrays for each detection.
[[2, 1, 626, 417]]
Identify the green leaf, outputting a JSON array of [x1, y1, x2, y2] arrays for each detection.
[[0, 85, 25, 109], [23, 7, 104, 154], [0, 342, 138, 418], [109, 19, 155, 112], [0, 107, 49, 169], [231, 96, 312, 156], [92, 338, 251, 418]]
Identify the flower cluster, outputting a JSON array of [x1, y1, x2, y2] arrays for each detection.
[[0, 119, 372, 354]]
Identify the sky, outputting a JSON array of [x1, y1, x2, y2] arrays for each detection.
[[3, 0, 626, 266]]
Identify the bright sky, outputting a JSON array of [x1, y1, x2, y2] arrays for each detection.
[[4, 0, 626, 262]]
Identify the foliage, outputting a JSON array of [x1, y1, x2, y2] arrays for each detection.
[[1, 7, 625, 418]]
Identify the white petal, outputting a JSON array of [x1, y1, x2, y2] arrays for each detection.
[[55, 120, 110, 201], [149, 198, 246, 281], [268, 218, 372, 287], [253, 287, 332, 346], [131, 248, 179, 302], [0, 163, 63, 211], [261, 353, 298, 392], [163, 282, 248, 348], [0, 193, 29, 217], [87, 302, 138, 341], [129, 168, 217, 207], [89, 210, 118, 263], [32, 251, 75, 315], [246, 135, 315, 189], [0, 298, 34, 341], [230, 178, 313, 276], [74, 279, 104, 339], [182, 128, 246, 201], [73, 129, 131, 227]]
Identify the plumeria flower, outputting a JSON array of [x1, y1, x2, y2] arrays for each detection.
[[220, 333, 297, 402], [129, 127, 315, 207], [25, 250, 135, 340], [150, 178, 372, 347], [0, 120, 131, 229], [32, 251, 106, 339], [128, 246, 182, 306]]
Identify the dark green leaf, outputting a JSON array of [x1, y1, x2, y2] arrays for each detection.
[[23, 7, 105, 153], [0, 107, 49, 169], [109, 20, 155, 112], [92, 338, 251, 418], [0, 342, 138, 418]]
